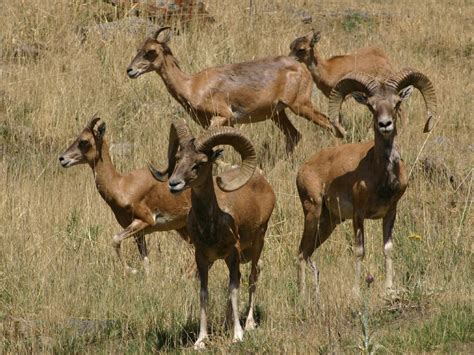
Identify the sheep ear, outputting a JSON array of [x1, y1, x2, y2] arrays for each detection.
[[310, 31, 321, 47], [97, 122, 106, 139], [399, 85, 414, 101], [157, 28, 172, 44], [210, 148, 224, 162], [352, 91, 368, 105]]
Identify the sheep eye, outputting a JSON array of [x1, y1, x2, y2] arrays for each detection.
[[78, 140, 90, 149], [144, 50, 157, 61], [192, 164, 200, 172]]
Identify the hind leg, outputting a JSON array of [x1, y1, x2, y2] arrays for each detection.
[[112, 219, 149, 275], [298, 196, 337, 297], [288, 101, 343, 137], [271, 110, 302, 155], [244, 232, 265, 330], [134, 232, 150, 275]]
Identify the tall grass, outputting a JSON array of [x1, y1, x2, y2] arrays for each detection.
[[1, 0, 472, 352]]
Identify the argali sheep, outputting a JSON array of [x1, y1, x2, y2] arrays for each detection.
[[59, 115, 192, 275], [149, 120, 275, 348], [127, 27, 343, 155], [296, 69, 437, 296]]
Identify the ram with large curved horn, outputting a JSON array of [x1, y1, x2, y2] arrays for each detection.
[[296, 69, 437, 299], [149, 119, 275, 349]]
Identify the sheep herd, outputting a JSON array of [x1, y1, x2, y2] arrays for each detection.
[[59, 26, 437, 349]]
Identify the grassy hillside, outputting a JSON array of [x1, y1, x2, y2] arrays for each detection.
[[1, 0, 472, 352]]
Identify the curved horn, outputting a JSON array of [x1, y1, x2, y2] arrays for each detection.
[[152, 26, 172, 41], [149, 119, 192, 182], [328, 72, 380, 135], [195, 127, 257, 192], [86, 113, 100, 130], [172, 117, 193, 144], [386, 68, 438, 132]]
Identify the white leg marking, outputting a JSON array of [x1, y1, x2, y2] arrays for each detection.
[[194, 287, 208, 349], [230, 283, 244, 342]]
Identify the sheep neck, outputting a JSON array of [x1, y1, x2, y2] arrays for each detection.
[[373, 130, 401, 198], [89, 140, 121, 205], [190, 171, 222, 245], [156, 53, 192, 109], [307, 49, 332, 97]]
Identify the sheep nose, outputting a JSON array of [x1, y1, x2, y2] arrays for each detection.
[[169, 179, 181, 188], [378, 120, 393, 129], [168, 179, 185, 193]]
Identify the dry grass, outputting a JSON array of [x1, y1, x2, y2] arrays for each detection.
[[1, 0, 473, 353]]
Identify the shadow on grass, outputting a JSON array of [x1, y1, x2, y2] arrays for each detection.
[[145, 319, 200, 351]]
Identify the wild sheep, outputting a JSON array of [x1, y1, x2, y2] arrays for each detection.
[[289, 29, 392, 98], [149, 120, 275, 348], [127, 27, 343, 155], [289, 30, 393, 134], [59, 115, 192, 275], [296, 68, 437, 296]]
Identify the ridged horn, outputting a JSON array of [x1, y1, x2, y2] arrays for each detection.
[[328, 72, 381, 135], [172, 117, 193, 144], [86, 113, 100, 131], [385, 68, 438, 132], [152, 27, 172, 41], [195, 127, 257, 192], [149, 119, 192, 182]]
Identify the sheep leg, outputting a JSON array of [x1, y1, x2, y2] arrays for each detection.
[[225, 250, 244, 342], [134, 232, 150, 276], [299, 201, 336, 297], [288, 102, 342, 137], [271, 110, 302, 155], [298, 199, 321, 296], [352, 215, 365, 296], [245, 235, 264, 331], [383, 208, 397, 291], [112, 219, 148, 275], [194, 251, 210, 350], [209, 115, 235, 128]]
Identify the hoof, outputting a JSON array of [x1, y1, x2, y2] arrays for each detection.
[[232, 330, 244, 343], [244, 318, 256, 331], [193, 341, 206, 350], [125, 267, 138, 275]]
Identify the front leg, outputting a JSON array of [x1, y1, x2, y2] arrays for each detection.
[[112, 219, 148, 275], [134, 232, 150, 276], [194, 251, 210, 350], [352, 215, 365, 296], [225, 250, 244, 343], [383, 208, 397, 291]]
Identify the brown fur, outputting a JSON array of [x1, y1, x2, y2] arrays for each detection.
[[59, 118, 192, 275], [289, 30, 392, 97], [127, 28, 342, 154], [161, 126, 275, 347], [296, 85, 413, 297]]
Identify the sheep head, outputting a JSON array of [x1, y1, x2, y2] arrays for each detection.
[[59, 114, 106, 168], [149, 119, 257, 193], [328, 69, 437, 138], [289, 29, 321, 63], [127, 27, 173, 79]]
